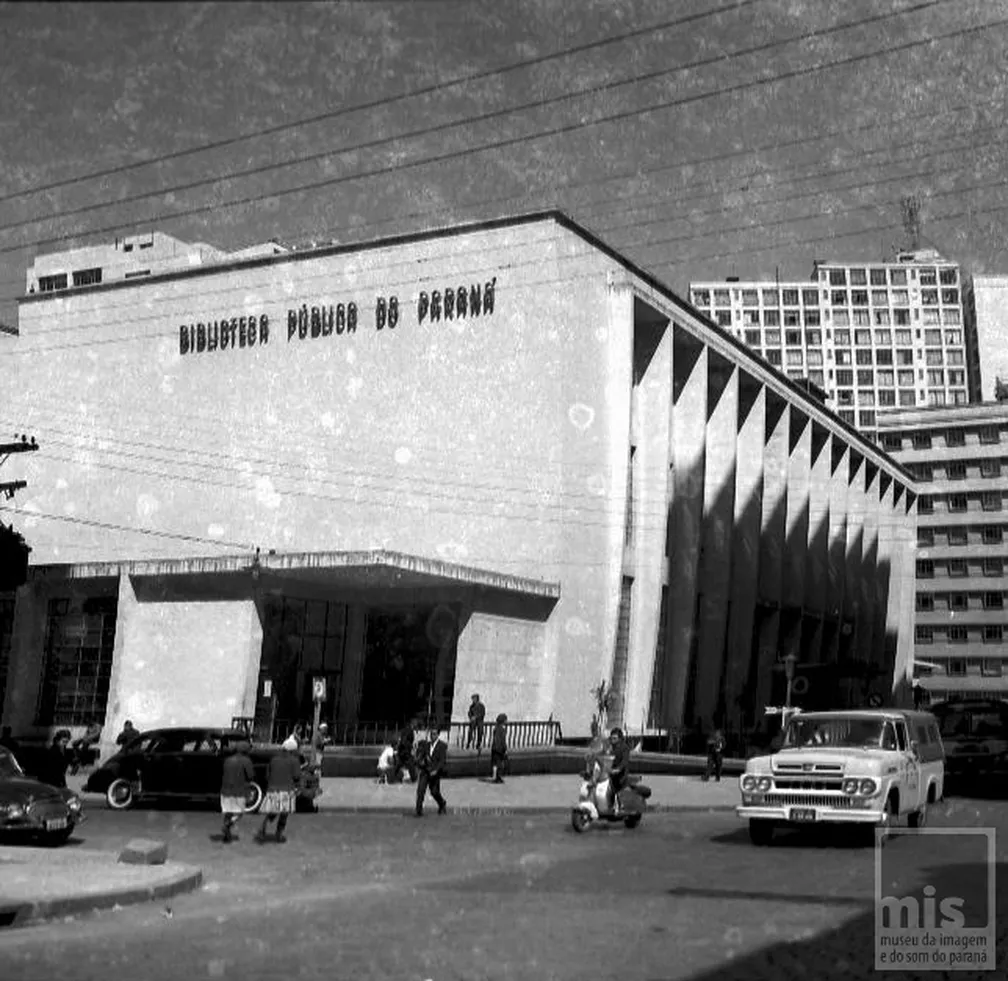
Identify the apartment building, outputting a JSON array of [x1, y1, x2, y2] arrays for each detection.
[[877, 403, 1008, 701], [690, 249, 976, 438], [964, 274, 1008, 401]]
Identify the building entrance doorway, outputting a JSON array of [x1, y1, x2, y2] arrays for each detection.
[[357, 605, 459, 729]]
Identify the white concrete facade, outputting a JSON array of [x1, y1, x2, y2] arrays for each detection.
[[1, 213, 918, 746]]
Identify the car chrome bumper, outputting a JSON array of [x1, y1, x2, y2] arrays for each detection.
[[736, 804, 884, 824]]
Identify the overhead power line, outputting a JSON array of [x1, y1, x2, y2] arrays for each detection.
[[0, 0, 768, 208], [2, 2, 989, 260]]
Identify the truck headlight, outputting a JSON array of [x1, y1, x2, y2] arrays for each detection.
[[757, 777, 772, 792], [859, 778, 879, 797], [843, 778, 860, 794], [741, 775, 757, 791]]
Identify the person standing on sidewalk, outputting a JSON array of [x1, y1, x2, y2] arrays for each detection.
[[466, 694, 486, 751], [490, 713, 508, 783], [256, 735, 301, 843], [220, 739, 255, 843], [703, 728, 725, 783], [415, 726, 447, 816]]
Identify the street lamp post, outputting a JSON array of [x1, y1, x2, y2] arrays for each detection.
[[784, 653, 798, 710]]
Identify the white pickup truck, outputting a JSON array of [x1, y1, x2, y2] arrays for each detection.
[[737, 709, 945, 845]]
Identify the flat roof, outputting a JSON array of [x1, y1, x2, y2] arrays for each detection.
[[30, 548, 561, 600]]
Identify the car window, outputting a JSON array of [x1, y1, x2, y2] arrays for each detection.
[[894, 722, 908, 751], [881, 722, 898, 751], [132, 735, 162, 754], [153, 733, 193, 753], [915, 723, 931, 746], [199, 735, 221, 753]]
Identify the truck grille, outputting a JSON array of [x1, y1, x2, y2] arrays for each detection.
[[775, 763, 844, 775], [762, 793, 858, 809], [773, 779, 844, 791]]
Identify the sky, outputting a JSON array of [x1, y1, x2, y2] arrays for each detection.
[[1, 0, 1007, 337]]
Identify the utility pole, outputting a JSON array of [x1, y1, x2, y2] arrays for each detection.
[[0, 433, 39, 590]]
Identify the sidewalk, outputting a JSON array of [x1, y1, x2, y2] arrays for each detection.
[[0, 845, 202, 929], [312, 773, 740, 813], [68, 772, 740, 814]]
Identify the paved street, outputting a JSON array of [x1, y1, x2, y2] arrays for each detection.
[[2, 795, 1006, 981]]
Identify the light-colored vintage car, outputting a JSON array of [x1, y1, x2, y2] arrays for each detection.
[[737, 709, 945, 846]]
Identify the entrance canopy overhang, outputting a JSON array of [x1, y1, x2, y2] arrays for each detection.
[[30, 549, 561, 612]]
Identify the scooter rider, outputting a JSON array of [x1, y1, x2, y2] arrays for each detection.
[[606, 727, 630, 814]]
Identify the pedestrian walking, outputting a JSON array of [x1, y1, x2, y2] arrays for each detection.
[[490, 713, 508, 783], [220, 738, 255, 843], [466, 694, 486, 751], [415, 726, 447, 817], [256, 735, 301, 843]]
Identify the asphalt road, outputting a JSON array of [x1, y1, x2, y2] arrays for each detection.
[[2, 797, 1007, 981]]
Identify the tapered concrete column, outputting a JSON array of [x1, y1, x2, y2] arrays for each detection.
[[338, 604, 369, 724], [723, 378, 765, 730], [892, 489, 917, 686], [824, 440, 850, 663], [692, 357, 738, 727], [857, 464, 881, 669], [753, 392, 789, 715], [663, 331, 707, 729], [780, 408, 811, 662], [623, 325, 672, 732], [874, 475, 896, 683], [804, 424, 831, 661], [841, 455, 866, 706]]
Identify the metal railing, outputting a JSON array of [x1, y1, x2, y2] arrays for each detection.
[[231, 716, 563, 749]]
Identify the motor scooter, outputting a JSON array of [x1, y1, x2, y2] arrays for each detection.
[[571, 763, 651, 832]]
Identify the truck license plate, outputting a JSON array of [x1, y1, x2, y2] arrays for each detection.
[[45, 818, 68, 831], [789, 807, 816, 823]]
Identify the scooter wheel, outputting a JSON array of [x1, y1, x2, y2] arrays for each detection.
[[571, 808, 591, 833]]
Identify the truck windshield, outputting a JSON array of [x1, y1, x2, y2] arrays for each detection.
[[782, 717, 896, 750]]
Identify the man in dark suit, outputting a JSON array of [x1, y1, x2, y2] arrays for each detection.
[[415, 726, 447, 817]]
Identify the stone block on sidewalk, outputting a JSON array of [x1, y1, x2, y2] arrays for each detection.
[[118, 839, 169, 866]]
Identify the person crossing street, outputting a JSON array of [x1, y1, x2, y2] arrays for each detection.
[[415, 726, 448, 817]]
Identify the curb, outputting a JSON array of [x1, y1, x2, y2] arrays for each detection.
[[0, 866, 204, 930], [314, 804, 737, 816]]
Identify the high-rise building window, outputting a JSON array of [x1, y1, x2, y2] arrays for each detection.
[[983, 591, 1004, 609], [949, 493, 967, 513], [945, 329, 963, 345], [984, 625, 1004, 644], [899, 390, 916, 406], [952, 390, 968, 405], [889, 268, 907, 285], [922, 289, 939, 305], [713, 290, 731, 305], [916, 559, 935, 578], [802, 289, 819, 306], [804, 311, 821, 328], [716, 311, 731, 327], [942, 309, 961, 325], [920, 268, 937, 286], [879, 390, 896, 406], [917, 529, 935, 547], [981, 460, 1001, 479], [874, 310, 890, 326], [834, 313, 850, 329], [744, 330, 761, 347], [983, 527, 1003, 545], [984, 557, 1004, 576], [982, 659, 1003, 677], [918, 495, 933, 514], [881, 432, 902, 450], [831, 290, 847, 306], [853, 309, 870, 326], [947, 462, 967, 481], [948, 558, 969, 578], [829, 270, 846, 286], [982, 491, 1002, 512], [946, 428, 965, 447], [836, 350, 852, 365], [766, 350, 782, 366], [948, 527, 967, 546], [925, 350, 944, 366], [939, 269, 958, 285], [784, 310, 801, 327], [856, 350, 873, 365], [764, 310, 780, 327], [782, 288, 799, 305], [859, 390, 876, 406], [979, 426, 1000, 445], [949, 593, 968, 611], [836, 369, 854, 385], [948, 626, 968, 644], [692, 290, 710, 307], [927, 369, 945, 386], [942, 289, 959, 305], [923, 309, 941, 325], [915, 625, 934, 643], [742, 290, 759, 306], [859, 410, 876, 427], [913, 432, 932, 449]]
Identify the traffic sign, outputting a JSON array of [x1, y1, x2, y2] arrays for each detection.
[[312, 677, 327, 702]]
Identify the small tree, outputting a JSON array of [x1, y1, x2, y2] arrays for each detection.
[[591, 679, 615, 734]]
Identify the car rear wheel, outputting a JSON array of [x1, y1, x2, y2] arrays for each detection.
[[106, 777, 136, 810], [243, 781, 264, 814]]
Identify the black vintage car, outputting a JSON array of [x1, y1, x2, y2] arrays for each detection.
[[0, 747, 84, 845], [84, 728, 322, 812]]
